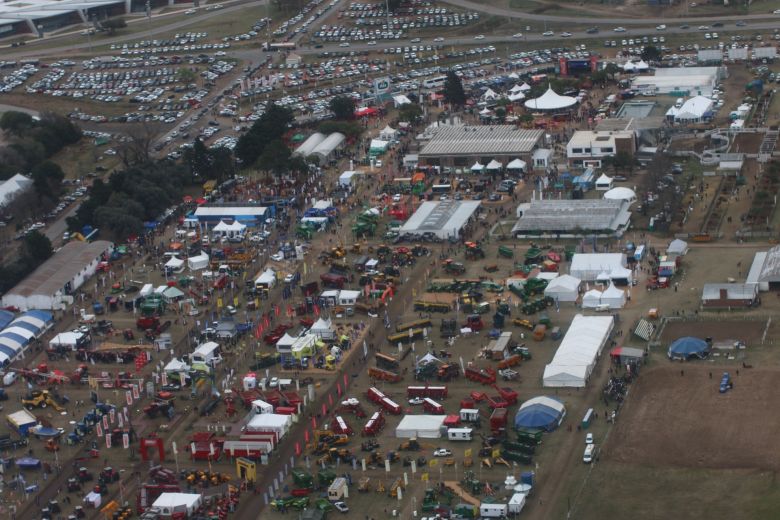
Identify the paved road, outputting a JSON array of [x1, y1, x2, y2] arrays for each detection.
[[289, 20, 780, 55], [2, 0, 269, 60], [439, 0, 780, 25]]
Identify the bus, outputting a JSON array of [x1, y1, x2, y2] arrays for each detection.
[[422, 75, 447, 89], [375, 353, 400, 370], [431, 184, 452, 195], [396, 319, 432, 333], [263, 42, 296, 51]]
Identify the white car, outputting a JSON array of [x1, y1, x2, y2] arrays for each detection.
[[270, 253, 284, 262], [367, 41, 376, 45], [284, 274, 295, 283], [613, 27, 626, 32], [225, 305, 237, 315], [656, 24, 666, 30], [268, 377, 279, 388], [409, 397, 424, 405], [474, 35, 485, 40], [392, 193, 402, 202], [774, 8, 780, 13], [433, 448, 452, 457], [185, 8, 197, 14], [339, 42, 350, 47], [542, 31, 554, 37], [512, 33, 523, 38], [561, 32, 572, 37], [334, 502, 349, 514], [586, 433, 594, 445], [434, 37, 445, 42]]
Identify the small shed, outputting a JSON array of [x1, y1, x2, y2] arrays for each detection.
[[187, 252, 209, 271], [667, 239, 689, 256], [486, 331, 513, 360], [338, 290, 360, 306], [609, 346, 645, 364], [152, 493, 203, 517], [7, 409, 37, 436], [701, 283, 758, 308], [532, 149, 553, 168]]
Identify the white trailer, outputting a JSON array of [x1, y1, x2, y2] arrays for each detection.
[[508, 493, 527, 514], [479, 502, 508, 518], [447, 427, 473, 441], [328, 477, 349, 501], [459, 409, 480, 423]]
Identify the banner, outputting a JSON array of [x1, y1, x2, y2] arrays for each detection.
[[132, 384, 140, 400], [126, 390, 133, 406], [96, 423, 103, 438], [102, 415, 109, 430], [106, 433, 112, 449], [109, 408, 116, 424], [122, 433, 130, 449]]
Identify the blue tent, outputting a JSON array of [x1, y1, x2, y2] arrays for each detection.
[[0, 310, 13, 330], [667, 336, 709, 360], [514, 396, 566, 432]]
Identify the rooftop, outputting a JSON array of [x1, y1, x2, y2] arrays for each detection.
[[568, 130, 634, 148], [400, 200, 481, 233], [5, 240, 112, 298], [419, 125, 544, 157], [513, 199, 631, 233]]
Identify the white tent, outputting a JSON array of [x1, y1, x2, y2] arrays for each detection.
[[595, 174, 613, 191], [581, 289, 603, 308], [471, 161, 485, 172], [49, 331, 85, 350], [395, 415, 446, 439], [187, 252, 209, 271], [255, 269, 276, 289], [623, 59, 649, 72], [164, 256, 184, 272], [310, 317, 335, 340], [486, 159, 503, 171], [246, 413, 293, 437], [369, 139, 390, 153], [601, 283, 627, 308], [509, 84, 525, 93], [508, 72, 520, 80], [482, 88, 499, 100], [508, 91, 526, 102], [164, 358, 189, 373], [379, 125, 397, 140], [667, 239, 689, 256], [570, 253, 628, 282], [152, 493, 203, 517], [544, 275, 581, 302], [543, 314, 614, 387], [669, 95, 713, 123], [275, 333, 296, 350], [506, 158, 527, 171], [524, 85, 577, 111], [393, 94, 412, 107], [162, 286, 185, 301], [478, 108, 492, 116], [518, 82, 532, 92], [603, 187, 636, 204], [213, 220, 246, 238]]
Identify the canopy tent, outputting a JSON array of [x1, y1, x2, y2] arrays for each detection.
[[582, 289, 603, 308], [543, 314, 614, 387], [482, 88, 499, 100], [667, 336, 710, 360], [544, 274, 581, 302], [595, 174, 614, 191], [623, 59, 650, 72], [162, 286, 185, 301], [518, 82, 532, 92], [508, 91, 526, 102], [601, 283, 627, 308], [379, 125, 398, 140], [667, 239, 689, 256], [164, 256, 184, 271], [478, 108, 492, 116], [604, 187, 637, 204], [164, 358, 190, 373], [152, 493, 203, 516], [514, 396, 566, 431], [393, 94, 412, 107], [509, 83, 525, 93], [213, 220, 246, 237], [506, 158, 527, 172], [187, 252, 209, 271], [310, 317, 334, 340], [508, 72, 520, 80], [485, 159, 503, 171], [471, 161, 485, 173], [355, 106, 379, 117], [524, 85, 577, 111], [276, 333, 296, 350]]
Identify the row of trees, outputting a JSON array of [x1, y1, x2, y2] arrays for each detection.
[[0, 230, 53, 293], [183, 139, 236, 183], [67, 162, 188, 238], [235, 104, 309, 178], [0, 112, 81, 195]]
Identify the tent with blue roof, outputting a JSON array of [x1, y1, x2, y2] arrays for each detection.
[[514, 396, 566, 432], [0, 310, 14, 330], [667, 337, 710, 360]]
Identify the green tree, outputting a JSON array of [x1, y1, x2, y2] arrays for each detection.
[[0, 111, 34, 136], [604, 62, 620, 81], [329, 95, 356, 120], [257, 139, 292, 175], [606, 151, 635, 173], [641, 45, 662, 63], [235, 103, 293, 165], [178, 68, 197, 84], [210, 147, 235, 182], [101, 17, 127, 35], [398, 103, 423, 122], [443, 71, 466, 107], [21, 230, 53, 264], [31, 160, 64, 200], [184, 138, 211, 180]]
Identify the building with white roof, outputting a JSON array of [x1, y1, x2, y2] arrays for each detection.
[[418, 125, 544, 167], [631, 66, 721, 97], [400, 200, 481, 240], [666, 95, 714, 124], [524, 86, 578, 111], [0, 0, 138, 35], [566, 130, 636, 169], [0, 174, 33, 208], [543, 314, 614, 387], [193, 204, 268, 228], [569, 253, 632, 283]]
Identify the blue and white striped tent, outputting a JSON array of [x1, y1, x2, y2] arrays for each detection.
[[0, 311, 53, 365]]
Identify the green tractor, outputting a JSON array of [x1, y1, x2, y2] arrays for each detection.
[[498, 245, 514, 258], [297, 224, 316, 240]]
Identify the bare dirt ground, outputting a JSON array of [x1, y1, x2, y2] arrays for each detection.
[[659, 320, 767, 344], [608, 365, 780, 470]]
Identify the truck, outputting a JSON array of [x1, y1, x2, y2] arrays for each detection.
[[327, 477, 348, 501], [407, 386, 448, 399], [489, 408, 508, 433], [464, 367, 496, 385], [447, 427, 473, 441], [362, 412, 385, 436], [422, 398, 444, 414], [321, 273, 348, 289]]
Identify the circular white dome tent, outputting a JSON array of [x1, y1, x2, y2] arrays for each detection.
[[604, 187, 637, 205], [524, 85, 577, 111]]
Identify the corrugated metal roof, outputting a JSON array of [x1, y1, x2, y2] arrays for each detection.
[[400, 200, 480, 233], [419, 125, 543, 157], [701, 283, 757, 301], [513, 199, 631, 232]]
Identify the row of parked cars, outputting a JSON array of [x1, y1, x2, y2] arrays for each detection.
[[275, 0, 336, 38]]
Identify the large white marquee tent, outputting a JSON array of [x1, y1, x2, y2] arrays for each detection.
[[543, 314, 614, 388], [524, 86, 577, 111]]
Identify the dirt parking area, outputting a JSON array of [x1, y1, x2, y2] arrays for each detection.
[[608, 365, 780, 470]]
